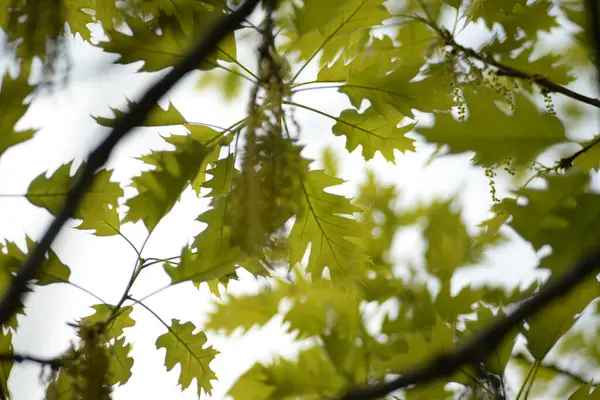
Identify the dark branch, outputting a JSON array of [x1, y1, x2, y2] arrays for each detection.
[[0, 353, 61, 369], [557, 135, 600, 170], [0, 0, 262, 327], [453, 42, 600, 110], [338, 245, 600, 400], [405, 14, 600, 110]]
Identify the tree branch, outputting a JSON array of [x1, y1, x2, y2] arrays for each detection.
[[406, 14, 600, 110], [0, 353, 61, 369], [0, 0, 262, 327], [338, 245, 600, 400], [447, 38, 600, 110]]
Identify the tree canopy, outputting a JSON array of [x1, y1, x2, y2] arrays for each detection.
[[0, 0, 600, 399]]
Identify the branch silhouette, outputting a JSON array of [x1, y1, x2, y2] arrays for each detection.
[[338, 246, 600, 400], [0, 352, 61, 368], [0, 0, 262, 327]]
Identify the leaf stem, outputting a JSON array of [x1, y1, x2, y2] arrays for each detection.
[[216, 46, 259, 82], [283, 100, 389, 140]]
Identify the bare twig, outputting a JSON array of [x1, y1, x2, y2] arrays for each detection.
[[338, 245, 600, 400], [0, 352, 61, 369], [0, 0, 262, 327]]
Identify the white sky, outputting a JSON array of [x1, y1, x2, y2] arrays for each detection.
[[1, 6, 597, 400]]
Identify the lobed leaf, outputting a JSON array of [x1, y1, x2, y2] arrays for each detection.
[[417, 88, 567, 166], [155, 319, 218, 396], [27, 163, 123, 236]]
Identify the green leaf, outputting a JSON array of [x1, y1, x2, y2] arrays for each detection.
[[107, 337, 133, 386], [525, 275, 600, 360], [125, 134, 210, 232], [79, 305, 135, 343], [383, 316, 455, 372], [63, 0, 95, 41], [499, 46, 575, 86], [332, 107, 416, 161], [227, 347, 345, 400], [101, 8, 236, 72], [417, 88, 566, 166], [285, 0, 390, 66], [423, 201, 473, 282], [45, 366, 72, 400], [0, 330, 13, 396], [288, 170, 369, 281], [27, 162, 123, 236], [464, 307, 517, 375], [155, 319, 218, 396], [573, 135, 600, 172], [2, 237, 70, 285], [339, 59, 453, 119], [93, 99, 186, 127], [0, 71, 36, 160], [203, 155, 237, 197], [499, 173, 600, 274], [205, 288, 283, 334], [569, 383, 600, 400], [166, 198, 243, 284], [284, 274, 361, 338]]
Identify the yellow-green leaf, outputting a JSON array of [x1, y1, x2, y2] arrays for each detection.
[[288, 170, 369, 281], [417, 88, 566, 166], [94, 99, 186, 127], [79, 305, 135, 343], [0, 71, 36, 160], [332, 107, 416, 161], [108, 337, 133, 386], [27, 163, 123, 236], [155, 319, 218, 396], [525, 276, 600, 360], [125, 134, 210, 232]]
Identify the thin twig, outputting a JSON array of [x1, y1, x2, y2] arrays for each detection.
[[0, 353, 61, 369], [0, 0, 262, 328], [405, 14, 600, 110], [338, 245, 600, 400], [450, 39, 600, 109], [557, 135, 600, 169]]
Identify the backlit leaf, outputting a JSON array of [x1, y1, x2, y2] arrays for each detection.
[[526, 276, 600, 360], [79, 305, 135, 343], [0, 71, 36, 160], [94, 99, 186, 127], [108, 337, 133, 386], [155, 319, 218, 396], [125, 134, 210, 232], [27, 163, 123, 236], [288, 170, 369, 281], [417, 88, 566, 166], [332, 107, 416, 161]]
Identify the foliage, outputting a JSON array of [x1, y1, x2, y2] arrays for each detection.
[[0, 0, 600, 399]]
